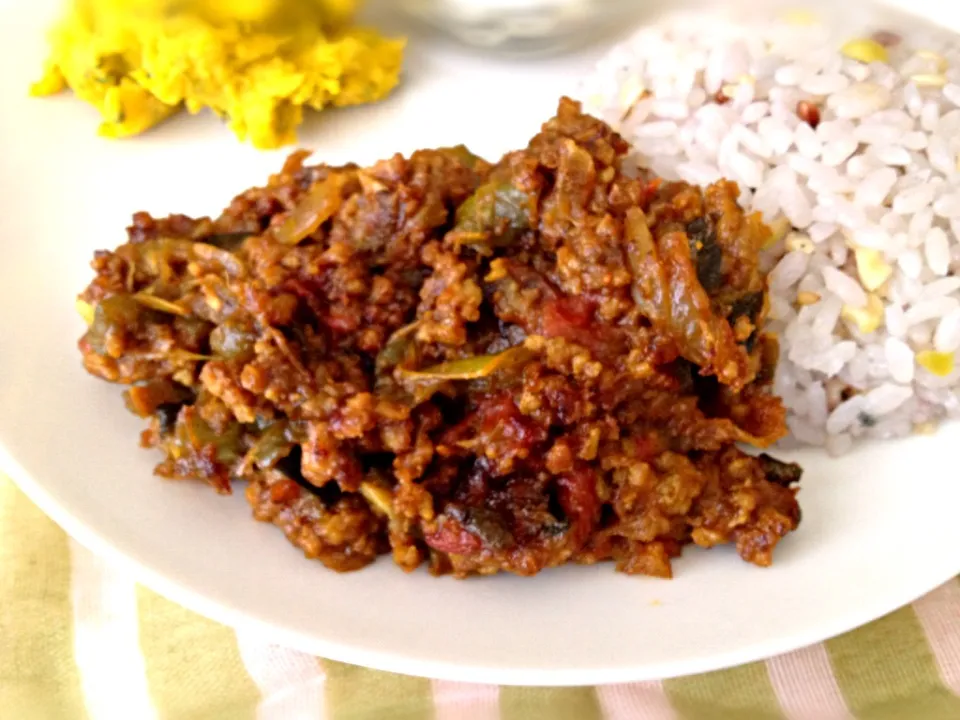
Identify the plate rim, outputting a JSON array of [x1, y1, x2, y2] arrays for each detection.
[[4, 437, 957, 686]]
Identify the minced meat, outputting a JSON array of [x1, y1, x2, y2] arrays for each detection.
[[77, 97, 801, 578]]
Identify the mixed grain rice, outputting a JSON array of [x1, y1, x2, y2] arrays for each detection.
[[579, 7, 960, 453]]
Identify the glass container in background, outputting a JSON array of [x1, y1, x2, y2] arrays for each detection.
[[398, 0, 638, 54]]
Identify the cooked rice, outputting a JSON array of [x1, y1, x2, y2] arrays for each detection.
[[579, 7, 960, 453]]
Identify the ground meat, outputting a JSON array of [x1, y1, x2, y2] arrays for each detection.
[[77, 97, 801, 578], [246, 469, 387, 572]]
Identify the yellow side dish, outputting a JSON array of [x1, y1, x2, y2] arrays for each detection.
[[31, 0, 405, 148]]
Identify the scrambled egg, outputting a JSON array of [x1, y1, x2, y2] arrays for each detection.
[[32, 0, 405, 148]]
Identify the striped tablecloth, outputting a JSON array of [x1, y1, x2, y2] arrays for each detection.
[[3, 474, 959, 720]]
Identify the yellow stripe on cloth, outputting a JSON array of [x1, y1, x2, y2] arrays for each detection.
[[323, 660, 434, 720], [136, 586, 261, 720], [827, 605, 960, 720], [499, 687, 603, 720], [663, 662, 784, 720], [0, 476, 87, 720]]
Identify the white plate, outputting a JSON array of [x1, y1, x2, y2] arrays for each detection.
[[2, 0, 959, 686]]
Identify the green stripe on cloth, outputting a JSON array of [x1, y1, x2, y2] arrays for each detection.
[[664, 662, 784, 720], [499, 687, 602, 720], [323, 661, 434, 720], [0, 477, 87, 720], [827, 605, 960, 720], [136, 586, 260, 720]]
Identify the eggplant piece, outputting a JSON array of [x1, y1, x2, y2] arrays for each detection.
[[446, 504, 515, 550], [686, 217, 723, 293], [757, 453, 803, 487]]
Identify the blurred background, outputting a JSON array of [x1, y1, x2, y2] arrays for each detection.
[[386, 0, 639, 55]]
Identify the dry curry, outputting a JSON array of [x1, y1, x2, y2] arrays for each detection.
[[77, 98, 802, 578]]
